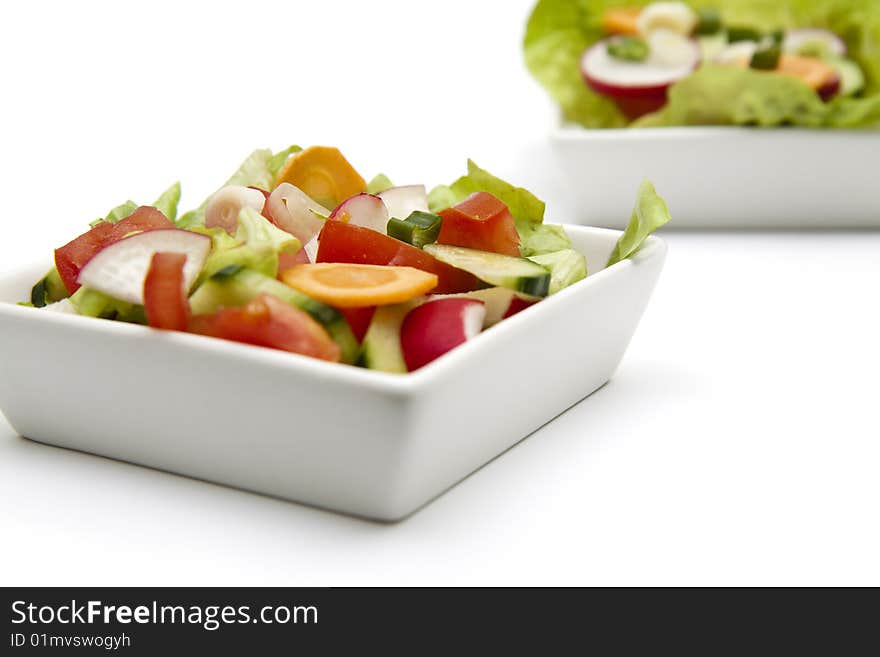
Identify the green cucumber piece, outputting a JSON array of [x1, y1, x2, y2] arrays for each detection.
[[606, 36, 650, 62], [423, 244, 551, 297], [826, 56, 865, 96], [30, 268, 69, 307], [69, 287, 146, 323], [727, 26, 762, 43], [189, 267, 359, 364], [750, 45, 781, 70], [386, 211, 443, 248], [359, 302, 419, 373], [694, 8, 722, 36]]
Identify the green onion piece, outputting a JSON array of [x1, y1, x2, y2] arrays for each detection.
[[727, 26, 763, 43], [770, 28, 785, 46], [387, 211, 443, 249], [750, 45, 781, 70], [695, 8, 722, 35], [30, 278, 48, 308], [606, 36, 650, 62]]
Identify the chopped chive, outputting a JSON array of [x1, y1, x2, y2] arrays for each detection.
[[387, 211, 443, 249], [695, 8, 722, 36], [606, 36, 650, 62]]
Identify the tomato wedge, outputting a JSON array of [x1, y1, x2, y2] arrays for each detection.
[[55, 206, 174, 294], [316, 220, 480, 294], [188, 294, 341, 362], [340, 306, 375, 343], [437, 192, 521, 256], [281, 263, 437, 308], [144, 252, 189, 331]]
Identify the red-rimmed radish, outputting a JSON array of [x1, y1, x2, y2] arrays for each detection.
[[77, 229, 211, 305], [144, 252, 189, 331], [783, 28, 846, 57], [429, 287, 538, 328], [205, 185, 266, 235], [54, 206, 173, 294], [378, 185, 429, 220], [265, 182, 329, 244], [400, 298, 485, 371], [581, 29, 701, 119], [329, 193, 389, 233]]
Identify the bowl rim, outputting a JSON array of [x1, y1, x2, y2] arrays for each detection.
[[550, 123, 880, 141], [0, 225, 666, 394]]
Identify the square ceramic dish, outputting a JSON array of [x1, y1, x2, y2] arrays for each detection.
[[0, 225, 666, 521], [545, 126, 880, 228]]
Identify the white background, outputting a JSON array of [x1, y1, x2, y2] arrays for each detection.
[[1, 0, 878, 585]]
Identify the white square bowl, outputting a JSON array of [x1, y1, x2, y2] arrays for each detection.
[[546, 126, 880, 228], [0, 225, 666, 521]]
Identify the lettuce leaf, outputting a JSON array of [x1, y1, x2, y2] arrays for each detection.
[[524, 0, 880, 129], [428, 160, 569, 258], [152, 182, 181, 222], [519, 222, 572, 257], [528, 249, 587, 293], [607, 180, 670, 267], [194, 208, 300, 281], [428, 159, 546, 225], [366, 173, 394, 194], [635, 65, 880, 128], [176, 145, 301, 229]]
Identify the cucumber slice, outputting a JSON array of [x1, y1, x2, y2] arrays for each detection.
[[826, 56, 865, 96], [423, 244, 551, 297], [189, 267, 359, 364], [30, 268, 69, 307], [359, 302, 419, 373]]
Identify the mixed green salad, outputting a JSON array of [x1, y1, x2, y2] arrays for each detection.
[[525, 0, 880, 127], [25, 146, 670, 372]]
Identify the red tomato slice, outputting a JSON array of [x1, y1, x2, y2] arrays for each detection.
[[144, 252, 189, 331], [55, 206, 174, 294], [188, 294, 341, 362], [316, 219, 480, 294], [340, 306, 376, 343], [437, 192, 521, 257]]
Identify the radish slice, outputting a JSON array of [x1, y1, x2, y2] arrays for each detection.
[[77, 229, 211, 305], [581, 30, 700, 118], [714, 41, 759, 65], [42, 299, 77, 314], [636, 1, 698, 37], [378, 185, 429, 220], [303, 236, 319, 263], [784, 28, 846, 57], [400, 298, 486, 371], [266, 183, 329, 245], [329, 193, 389, 233], [205, 185, 266, 235], [428, 287, 536, 328]]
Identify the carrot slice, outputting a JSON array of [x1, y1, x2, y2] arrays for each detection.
[[776, 54, 838, 90], [274, 146, 366, 210], [602, 7, 641, 35], [281, 263, 438, 308]]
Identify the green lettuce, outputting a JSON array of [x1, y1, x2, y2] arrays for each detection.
[[152, 181, 181, 222], [195, 208, 300, 281], [524, 0, 880, 129], [607, 180, 670, 267], [635, 65, 880, 128], [528, 249, 588, 293], [176, 145, 301, 229], [366, 173, 394, 194], [428, 160, 571, 257], [88, 180, 180, 227], [428, 159, 545, 225], [519, 223, 572, 257]]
